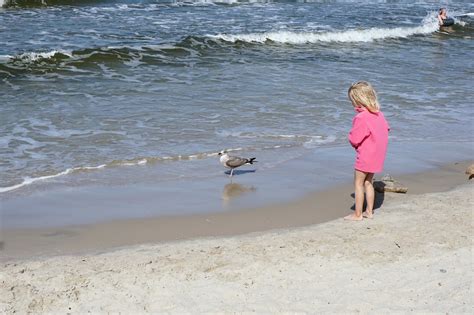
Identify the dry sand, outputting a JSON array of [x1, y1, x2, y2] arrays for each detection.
[[1, 181, 472, 313]]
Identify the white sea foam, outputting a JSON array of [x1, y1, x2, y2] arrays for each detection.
[[209, 18, 440, 44], [169, 0, 238, 7], [0, 140, 331, 194], [216, 130, 335, 144], [0, 164, 106, 194], [0, 54, 13, 61], [450, 10, 474, 18], [13, 50, 73, 62], [303, 135, 338, 148], [120, 159, 148, 166], [0, 151, 227, 193], [448, 10, 472, 26]]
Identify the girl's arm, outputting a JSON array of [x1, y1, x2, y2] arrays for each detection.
[[349, 116, 370, 148], [438, 15, 444, 25]]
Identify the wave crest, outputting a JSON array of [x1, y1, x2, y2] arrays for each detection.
[[1, 0, 110, 8], [209, 19, 440, 44], [0, 44, 198, 77], [0, 0, 246, 8], [0, 15, 460, 79]]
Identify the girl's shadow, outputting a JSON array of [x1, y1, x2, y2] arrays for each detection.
[[350, 190, 385, 212]]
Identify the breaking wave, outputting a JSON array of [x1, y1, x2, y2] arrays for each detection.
[[0, 44, 204, 77], [0, 0, 113, 8], [210, 17, 440, 44], [0, 0, 249, 8], [0, 16, 454, 78]]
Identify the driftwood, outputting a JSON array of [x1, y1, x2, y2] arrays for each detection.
[[465, 164, 474, 180], [373, 174, 408, 193]]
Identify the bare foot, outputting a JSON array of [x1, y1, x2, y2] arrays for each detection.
[[362, 211, 374, 219], [344, 213, 363, 221]]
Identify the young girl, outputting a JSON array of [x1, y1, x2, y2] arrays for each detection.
[[345, 81, 389, 221]]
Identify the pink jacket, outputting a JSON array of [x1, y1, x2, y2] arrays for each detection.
[[349, 108, 390, 173]]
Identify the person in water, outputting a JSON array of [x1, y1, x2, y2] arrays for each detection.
[[345, 81, 390, 221], [438, 8, 448, 26]]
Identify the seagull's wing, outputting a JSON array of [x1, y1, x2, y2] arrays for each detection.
[[225, 156, 248, 168]]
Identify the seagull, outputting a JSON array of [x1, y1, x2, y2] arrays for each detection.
[[218, 150, 257, 177]]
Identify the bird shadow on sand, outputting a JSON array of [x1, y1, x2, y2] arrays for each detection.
[[224, 169, 257, 176]]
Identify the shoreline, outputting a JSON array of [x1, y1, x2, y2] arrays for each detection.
[[2, 140, 473, 229], [1, 159, 471, 262], [1, 172, 472, 312]]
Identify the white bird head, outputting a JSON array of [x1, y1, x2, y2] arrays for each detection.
[[218, 150, 228, 156]]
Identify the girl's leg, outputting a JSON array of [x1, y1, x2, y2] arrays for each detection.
[[362, 173, 375, 218], [344, 170, 367, 221]]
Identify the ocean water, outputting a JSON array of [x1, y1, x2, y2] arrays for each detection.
[[1, 0, 473, 196]]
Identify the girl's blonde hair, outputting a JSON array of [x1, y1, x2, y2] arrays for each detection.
[[348, 81, 380, 113]]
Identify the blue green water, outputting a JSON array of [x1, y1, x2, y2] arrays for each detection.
[[1, 0, 473, 195]]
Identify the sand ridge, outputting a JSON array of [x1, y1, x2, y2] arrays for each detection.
[[1, 183, 472, 313]]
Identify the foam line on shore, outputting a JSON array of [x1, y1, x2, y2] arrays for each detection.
[[0, 144, 298, 194], [0, 165, 106, 193]]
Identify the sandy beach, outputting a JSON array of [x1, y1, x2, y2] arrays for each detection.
[[2, 1, 473, 313], [1, 164, 472, 313]]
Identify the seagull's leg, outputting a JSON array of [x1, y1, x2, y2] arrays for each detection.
[[230, 168, 234, 177]]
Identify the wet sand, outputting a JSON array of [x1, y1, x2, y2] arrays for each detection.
[[1, 160, 471, 261], [0, 164, 472, 313]]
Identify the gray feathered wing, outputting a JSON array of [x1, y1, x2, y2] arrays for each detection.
[[225, 156, 249, 168]]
